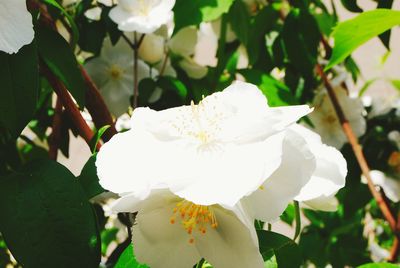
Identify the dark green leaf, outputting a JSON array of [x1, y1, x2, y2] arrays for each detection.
[[79, 154, 106, 199], [0, 160, 101, 267], [257, 230, 303, 267], [37, 26, 86, 108], [115, 244, 149, 268], [377, 0, 394, 49], [173, 0, 234, 34], [326, 9, 400, 70], [228, 0, 250, 45], [0, 42, 39, 139], [340, 0, 362, 13]]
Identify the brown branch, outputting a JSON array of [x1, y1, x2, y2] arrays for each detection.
[[316, 64, 398, 233], [41, 63, 101, 151], [389, 211, 400, 262], [48, 98, 63, 160], [80, 66, 117, 142]]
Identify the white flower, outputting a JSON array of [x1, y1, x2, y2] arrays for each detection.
[[85, 7, 102, 21], [98, 0, 114, 6], [85, 38, 157, 117], [96, 81, 315, 267], [0, 0, 34, 54], [109, 0, 175, 33], [362, 170, 400, 203], [168, 26, 208, 79], [389, 131, 400, 150], [291, 125, 347, 211], [138, 33, 165, 64], [308, 86, 366, 149]]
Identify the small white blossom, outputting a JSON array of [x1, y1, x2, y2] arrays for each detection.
[[138, 33, 165, 64], [0, 0, 34, 54], [109, 0, 175, 33], [85, 38, 157, 117], [362, 170, 400, 203]]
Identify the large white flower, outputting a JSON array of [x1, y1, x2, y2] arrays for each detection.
[[0, 0, 34, 54], [308, 86, 366, 149], [96, 81, 316, 267], [85, 38, 158, 117], [362, 170, 400, 203], [109, 0, 175, 33]]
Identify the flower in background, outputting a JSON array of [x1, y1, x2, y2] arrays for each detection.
[[109, 0, 175, 33], [85, 38, 158, 117], [96, 81, 317, 267], [138, 33, 165, 64], [0, 0, 34, 54], [362, 170, 400, 203], [308, 86, 366, 149], [169, 26, 208, 79]]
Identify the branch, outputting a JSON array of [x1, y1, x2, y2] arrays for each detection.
[[80, 66, 117, 142], [41, 63, 101, 151]]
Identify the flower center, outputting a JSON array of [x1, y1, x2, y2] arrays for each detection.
[[170, 200, 218, 244], [324, 114, 337, 124], [109, 65, 123, 80]]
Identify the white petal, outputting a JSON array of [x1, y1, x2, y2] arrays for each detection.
[[0, 0, 34, 54], [169, 27, 198, 57], [169, 132, 285, 207], [303, 195, 339, 212], [84, 7, 102, 21], [97, 0, 113, 6], [244, 130, 316, 222], [193, 206, 264, 268], [292, 125, 347, 202], [95, 130, 171, 196], [132, 192, 201, 268], [365, 170, 400, 203], [138, 34, 165, 64], [179, 57, 208, 79]]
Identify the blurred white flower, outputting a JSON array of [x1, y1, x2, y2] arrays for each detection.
[[85, 7, 102, 21], [85, 38, 157, 117], [362, 170, 400, 203], [0, 0, 34, 54], [389, 130, 400, 150], [211, 19, 237, 43], [109, 0, 175, 33], [138, 33, 165, 64], [308, 86, 366, 149], [169, 26, 208, 79], [98, 0, 114, 6], [96, 81, 315, 267], [366, 93, 400, 118]]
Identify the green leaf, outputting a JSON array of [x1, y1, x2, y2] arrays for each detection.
[[79, 154, 105, 199], [340, 0, 362, 13], [89, 125, 111, 153], [42, 0, 80, 48], [326, 9, 400, 70], [240, 69, 297, 106], [357, 263, 400, 268], [377, 0, 394, 49], [257, 230, 303, 267], [0, 160, 101, 267], [37, 26, 86, 108], [173, 0, 234, 33], [115, 244, 149, 268], [0, 42, 39, 139], [391, 79, 400, 91], [157, 76, 188, 100], [228, 0, 250, 45]]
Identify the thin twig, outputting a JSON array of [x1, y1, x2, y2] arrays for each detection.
[[159, 51, 170, 77], [293, 201, 301, 240], [316, 64, 398, 233], [133, 32, 139, 108]]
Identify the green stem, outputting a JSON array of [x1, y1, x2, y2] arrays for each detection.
[[195, 258, 205, 268], [293, 201, 301, 241]]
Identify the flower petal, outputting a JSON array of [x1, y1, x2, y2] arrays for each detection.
[[244, 129, 316, 222], [193, 206, 264, 268], [132, 192, 201, 268], [0, 0, 34, 54], [303, 195, 339, 212], [292, 125, 347, 202], [169, 27, 198, 57], [364, 170, 400, 203], [95, 130, 171, 197]]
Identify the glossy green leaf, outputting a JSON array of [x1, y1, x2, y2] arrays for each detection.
[[89, 125, 111, 153], [0, 160, 101, 267], [240, 69, 297, 106], [257, 230, 303, 267], [115, 244, 149, 268], [173, 0, 234, 34], [42, 0, 80, 48], [228, 0, 250, 45], [326, 9, 400, 70], [357, 263, 400, 268], [0, 42, 39, 139], [37, 26, 86, 108], [79, 154, 105, 199]]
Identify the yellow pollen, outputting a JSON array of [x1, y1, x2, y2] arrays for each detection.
[[170, 201, 218, 243], [189, 238, 195, 244], [109, 65, 123, 80], [259, 185, 265, 190]]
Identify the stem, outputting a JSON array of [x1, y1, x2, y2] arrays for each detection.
[[159, 51, 170, 77], [48, 98, 63, 160], [316, 64, 398, 232], [41, 63, 100, 151], [133, 32, 139, 109], [195, 259, 205, 268], [293, 201, 301, 241], [267, 223, 272, 231]]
